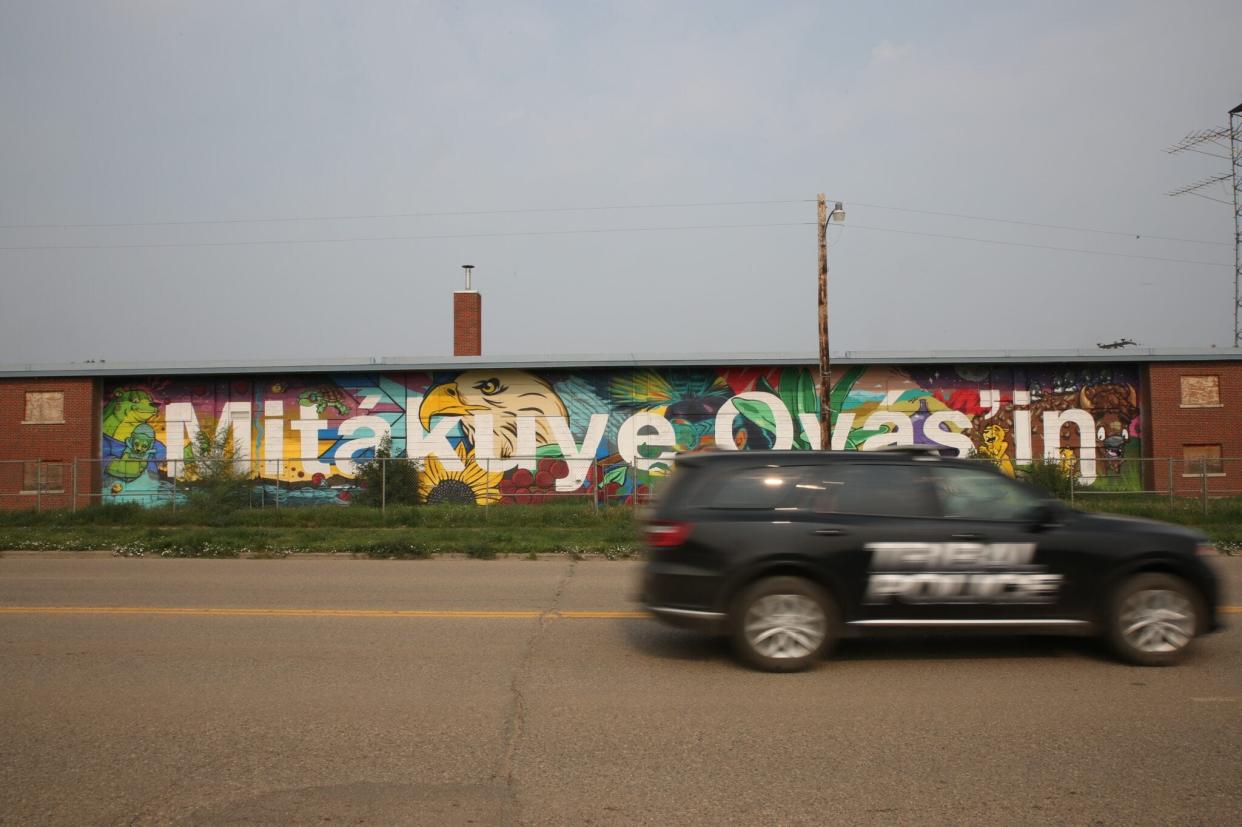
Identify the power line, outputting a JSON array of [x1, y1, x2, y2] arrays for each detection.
[[1174, 145, 1233, 161], [1184, 191, 1235, 206], [0, 218, 1231, 269], [0, 199, 814, 230], [839, 224, 1231, 268], [847, 202, 1229, 247], [0, 196, 1228, 247], [0, 221, 815, 251]]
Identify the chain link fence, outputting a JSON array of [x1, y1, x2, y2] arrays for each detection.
[[1065, 456, 1242, 514], [971, 455, 1242, 514], [1, 455, 674, 512], [3, 453, 1239, 514]]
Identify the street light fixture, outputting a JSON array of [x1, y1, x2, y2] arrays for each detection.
[[817, 194, 845, 450]]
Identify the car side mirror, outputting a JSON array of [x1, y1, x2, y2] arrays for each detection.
[[1030, 502, 1066, 531]]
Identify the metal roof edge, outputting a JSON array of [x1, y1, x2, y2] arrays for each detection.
[[2, 348, 1240, 378], [835, 347, 1242, 364]]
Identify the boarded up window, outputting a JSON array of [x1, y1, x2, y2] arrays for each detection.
[[1183, 445, 1223, 476], [1180, 376, 1221, 407], [24, 391, 64, 423], [22, 461, 65, 492]]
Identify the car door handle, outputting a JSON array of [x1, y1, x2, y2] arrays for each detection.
[[952, 533, 983, 541], [812, 528, 848, 537]]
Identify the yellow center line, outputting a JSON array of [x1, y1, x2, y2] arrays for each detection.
[[0, 606, 653, 619]]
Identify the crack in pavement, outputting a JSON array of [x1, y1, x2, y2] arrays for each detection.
[[493, 557, 578, 820]]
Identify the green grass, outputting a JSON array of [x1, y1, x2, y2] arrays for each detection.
[[0, 500, 633, 529], [2, 495, 1237, 557], [1071, 494, 1242, 552], [1071, 494, 1242, 527], [0, 503, 641, 558]]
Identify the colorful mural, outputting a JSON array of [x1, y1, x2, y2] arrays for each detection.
[[99, 364, 1143, 505]]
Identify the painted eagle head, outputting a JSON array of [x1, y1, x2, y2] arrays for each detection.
[[419, 370, 568, 458]]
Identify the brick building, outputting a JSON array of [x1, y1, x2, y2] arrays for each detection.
[[1142, 360, 1242, 494], [0, 376, 99, 510]]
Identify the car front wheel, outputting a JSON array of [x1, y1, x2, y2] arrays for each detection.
[[1107, 572, 1202, 666], [731, 576, 836, 672]]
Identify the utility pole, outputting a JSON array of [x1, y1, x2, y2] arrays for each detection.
[[1233, 102, 1242, 347], [816, 194, 845, 450], [817, 195, 829, 450], [1166, 101, 1242, 346]]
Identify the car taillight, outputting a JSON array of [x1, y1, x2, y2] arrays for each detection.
[[645, 520, 692, 548], [1196, 542, 1219, 557]]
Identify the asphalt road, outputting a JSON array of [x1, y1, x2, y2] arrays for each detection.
[[1, 555, 1239, 826]]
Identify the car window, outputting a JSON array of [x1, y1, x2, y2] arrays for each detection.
[[930, 465, 1044, 521], [649, 462, 705, 515], [800, 463, 938, 518], [707, 466, 805, 510]]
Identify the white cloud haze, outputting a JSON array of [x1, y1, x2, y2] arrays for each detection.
[[1, 0, 1239, 364]]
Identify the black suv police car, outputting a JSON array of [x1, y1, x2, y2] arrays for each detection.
[[639, 448, 1222, 672]]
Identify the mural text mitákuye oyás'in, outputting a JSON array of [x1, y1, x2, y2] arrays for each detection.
[[100, 364, 1141, 505]]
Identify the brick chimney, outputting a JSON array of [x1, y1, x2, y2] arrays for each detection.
[[453, 265, 481, 356]]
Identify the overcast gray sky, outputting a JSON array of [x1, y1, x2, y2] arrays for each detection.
[[2, 0, 1240, 366]]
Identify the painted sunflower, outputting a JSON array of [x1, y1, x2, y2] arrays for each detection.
[[420, 443, 503, 505]]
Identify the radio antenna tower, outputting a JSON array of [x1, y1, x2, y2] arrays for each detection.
[[1166, 101, 1242, 346]]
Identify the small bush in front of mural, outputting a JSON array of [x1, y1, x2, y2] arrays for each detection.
[[362, 536, 432, 559], [353, 435, 422, 507], [183, 423, 251, 510], [465, 541, 497, 560], [1020, 458, 1074, 500]]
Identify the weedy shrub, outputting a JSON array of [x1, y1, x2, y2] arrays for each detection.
[[1019, 459, 1074, 500], [465, 541, 497, 560], [75, 502, 147, 525], [183, 423, 251, 510], [361, 537, 432, 559], [352, 435, 421, 507]]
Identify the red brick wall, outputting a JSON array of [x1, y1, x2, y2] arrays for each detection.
[[0, 377, 99, 510], [453, 291, 482, 356], [1144, 362, 1242, 494]]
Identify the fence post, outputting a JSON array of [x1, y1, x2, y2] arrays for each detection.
[[632, 459, 639, 509], [275, 460, 281, 509], [35, 459, 42, 513], [593, 458, 600, 510], [1201, 465, 1208, 516], [1068, 467, 1074, 506], [1168, 457, 1175, 504], [72, 459, 78, 513], [381, 456, 387, 516]]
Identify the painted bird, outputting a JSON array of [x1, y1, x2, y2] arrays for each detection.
[[419, 370, 569, 458]]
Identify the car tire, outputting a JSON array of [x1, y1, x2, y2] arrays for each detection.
[[1107, 572, 1202, 667], [731, 576, 836, 672]]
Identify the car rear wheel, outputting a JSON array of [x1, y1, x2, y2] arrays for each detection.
[[1107, 572, 1202, 666], [731, 576, 836, 672]]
